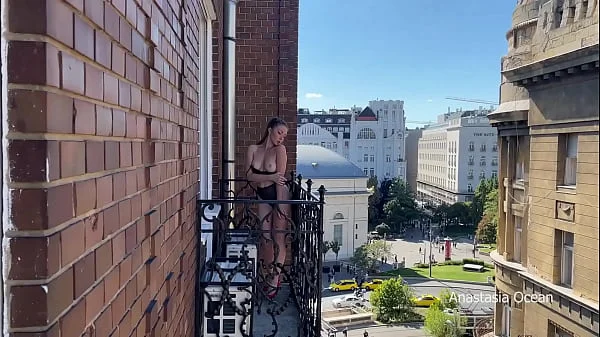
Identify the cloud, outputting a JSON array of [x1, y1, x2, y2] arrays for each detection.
[[427, 99, 434, 103], [305, 93, 323, 99]]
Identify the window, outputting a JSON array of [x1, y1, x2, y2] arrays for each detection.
[[333, 224, 343, 245], [580, 0, 589, 19], [468, 169, 474, 179], [480, 171, 486, 179], [480, 143, 486, 152], [363, 154, 368, 162], [386, 155, 391, 162], [325, 118, 332, 123], [370, 168, 375, 177], [492, 170, 498, 178], [313, 118, 320, 123], [357, 128, 376, 139], [561, 231, 574, 287], [514, 216, 522, 263], [480, 158, 486, 166], [468, 156, 474, 165], [549, 321, 575, 337], [383, 129, 388, 138], [492, 143, 498, 152], [370, 155, 374, 162], [468, 141, 475, 151], [363, 168, 368, 175], [338, 118, 346, 123], [333, 212, 344, 220], [467, 184, 473, 192], [300, 118, 308, 123], [563, 134, 578, 186], [491, 158, 498, 166]]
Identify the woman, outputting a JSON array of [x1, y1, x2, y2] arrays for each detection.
[[245, 117, 290, 298]]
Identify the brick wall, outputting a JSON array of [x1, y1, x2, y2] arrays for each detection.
[[4, 0, 209, 335], [211, 0, 299, 193]]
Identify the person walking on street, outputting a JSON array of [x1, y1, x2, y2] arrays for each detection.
[[342, 327, 348, 337], [363, 330, 369, 337]]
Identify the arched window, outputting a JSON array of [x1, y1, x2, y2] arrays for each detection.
[[357, 128, 376, 139], [333, 212, 344, 220]]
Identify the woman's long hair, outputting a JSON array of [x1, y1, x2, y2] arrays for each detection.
[[257, 117, 288, 145]]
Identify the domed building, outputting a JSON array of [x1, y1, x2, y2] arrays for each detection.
[[296, 145, 370, 261]]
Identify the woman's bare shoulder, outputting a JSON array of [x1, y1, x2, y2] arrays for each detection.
[[247, 144, 258, 153], [275, 144, 287, 154]]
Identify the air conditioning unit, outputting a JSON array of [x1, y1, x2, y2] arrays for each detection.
[[201, 258, 255, 337], [225, 231, 258, 262]]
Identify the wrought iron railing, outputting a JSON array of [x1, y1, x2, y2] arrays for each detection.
[[196, 172, 325, 337], [474, 316, 494, 337]]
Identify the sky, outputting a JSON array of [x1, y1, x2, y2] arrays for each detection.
[[297, 0, 516, 127]]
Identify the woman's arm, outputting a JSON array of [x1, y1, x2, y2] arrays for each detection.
[[275, 145, 288, 201], [246, 145, 282, 183]]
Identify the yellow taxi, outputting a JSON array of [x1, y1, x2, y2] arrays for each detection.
[[412, 294, 440, 307], [330, 279, 358, 292], [361, 279, 384, 291]]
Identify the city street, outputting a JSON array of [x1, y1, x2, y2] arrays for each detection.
[[322, 279, 495, 314]]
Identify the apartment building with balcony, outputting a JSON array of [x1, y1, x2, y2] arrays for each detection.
[[487, 0, 599, 336], [298, 100, 407, 181], [1, 1, 323, 336], [417, 109, 498, 206]]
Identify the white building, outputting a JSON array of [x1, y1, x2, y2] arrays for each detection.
[[297, 145, 369, 261], [416, 108, 498, 205], [298, 99, 406, 181]]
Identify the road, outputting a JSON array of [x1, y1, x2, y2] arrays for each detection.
[[322, 279, 495, 314]]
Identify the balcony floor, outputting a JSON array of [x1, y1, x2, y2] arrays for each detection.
[[253, 285, 302, 337]]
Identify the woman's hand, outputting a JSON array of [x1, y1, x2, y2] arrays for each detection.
[[271, 172, 286, 185]]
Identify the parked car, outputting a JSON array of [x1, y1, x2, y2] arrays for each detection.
[[332, 295, 367, 308], [330, 279, 358, 292], [412, 294, 440, 307], [361, 279, 384, 291]]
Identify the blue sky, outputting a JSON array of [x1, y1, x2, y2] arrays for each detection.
[[297, 0, 515, 126]]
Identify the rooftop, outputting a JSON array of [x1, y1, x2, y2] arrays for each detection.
[[297, 145, 366, 179]]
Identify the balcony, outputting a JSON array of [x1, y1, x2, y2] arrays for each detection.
[[197, 173, 325, 337]]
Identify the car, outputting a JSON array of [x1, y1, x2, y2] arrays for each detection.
[[330, 279, 358, 292], [332, 295, 367, 308], [412, 294, 440, 307], [361, 279, 384, 291]]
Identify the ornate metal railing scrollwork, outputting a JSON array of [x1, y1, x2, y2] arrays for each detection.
[[197, 171, 325, 337]]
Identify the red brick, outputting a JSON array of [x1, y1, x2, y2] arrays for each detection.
[[119, 255, 132, 287], [137, 61, 149, 88], [75, 179, 97, 215], [95, 240, 113, 277], [74, 15, 94, 59], [95, 307, 113, 337], [61, 221, 85, 266], [103, 204, 119, 236], [113, 109, 126, 137], [104, 2, 120, 40], [7, 41, 47, 85], [104, 73, 119, 105], [119, 16, 132, 51], [113, 172, 127, 199], [125, 0, 137, 25], [74, 99, 96, 135], [126, 170, 137, 195], [86, 141, 105, 173], [96, 105, 113, 136], [96, 175, 113, 207], [10, 285, 47, 327], [95, 30, 112, 68], [112, 43, 125, 76], [8, 90, 73, 134], [61, 52, 85, 94], [84, 0, 104, 28], [64, 0, 83, 12], [113, 0, 126, 15], [125, 223, 137, 254], [85, 63, 104, 100], [60, 298, 85, 337], [105, 141, 120, 170], [132, 142, 142, 166], [119, 80, 131, 108], [84, 212, 104, 250], [9, 236, 59, 280], [119, 199, 132, 228], [48, 183, 74, 228], [74, 251, 95, 298], [85, 281, 105, 325], [60, 141, 86, 177], [131, 86, 142, 112], [104, 266, 120, 300], [48, 268, 74, 321], [111, 289, 127, 328], [48, 0, 74, 47], [120, 142, 133, 167], [113, 231, 127, 262], [126, 53, 137, 82]]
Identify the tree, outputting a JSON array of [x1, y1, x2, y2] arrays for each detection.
[[330, 241, 341, 261], [383, 178, 419, 232], [351, 245, 376, 271], [424, 305, 465, 337], [446, 202, 471, 226], [471, 178, 498, 226], [370, 278, 414, 323], [477, 188, 499, 243], [375, 223, 391, 237], [438, 289, 459, 310], [365, 240, 391, 263], [367, 176, 381, 229], [322, 241, 331, 261]]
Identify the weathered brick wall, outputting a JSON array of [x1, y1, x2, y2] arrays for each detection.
[[4, 0, 208, 335], [211, 0, 299, 191]]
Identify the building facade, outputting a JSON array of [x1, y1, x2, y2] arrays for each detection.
[[417, 109, 498, 205], [405, 128, 423, 194], [488, 0, 599, 336], [0, 0, 299, 336], [297, 145, 369, 261], [298, 99, 406, 181]]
